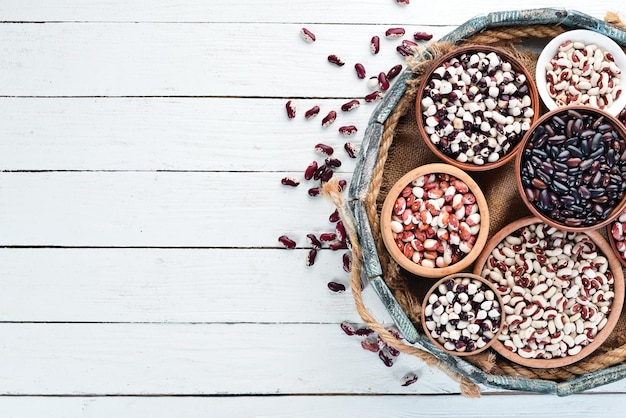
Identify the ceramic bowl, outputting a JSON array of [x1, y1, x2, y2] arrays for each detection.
[[415, 45, 539, 171], [421, 273, 504, 356], [380, 163, 489, 278], [515, 105, 626, 232], [472, 216, 624, 368], [536, 29, 626, 116]]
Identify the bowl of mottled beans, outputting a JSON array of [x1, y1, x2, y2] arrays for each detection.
[[516, 106, 626, 231], [380, 163, 489, 278], [473, 217, 624, 368], [421, 273, 504, 356], [416, 45, 539, 171]]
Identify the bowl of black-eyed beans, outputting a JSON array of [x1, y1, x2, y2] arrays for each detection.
[[473, 217, 624, 368], [536, 29, 626, 117], [416, 45, 539, 171], [421, 273, 504, 356], [516, 105, 626, 231]]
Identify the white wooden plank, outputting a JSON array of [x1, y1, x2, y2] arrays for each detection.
[[0, 323, 465, 395], [0, 22, 450, 97], [0, 394, 625, 418], [0, 0, 617, 25], [0, 98, 366, 172], [0, 172, 356, 247], [0, 248, 392, 324]]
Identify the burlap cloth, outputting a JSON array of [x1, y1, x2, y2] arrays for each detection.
[[323, 15, 626, 397]]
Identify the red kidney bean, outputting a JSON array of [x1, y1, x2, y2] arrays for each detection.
[[306, 233, 322, 249], [329, 208, 340, 223], [341, 99, 360, 112], [320, 232, 337, 242], [304, 105, 320, 119], [308, 187, 321, 197], [338, 179, 347, 192], [370, 35, 380, 54], [343, 251, 352, 272], [329, 240, 348, 251], [338, 125, 358, 136], [344, 142, 358, 158], [361, 338, 379, 352], [325, 157, 342, 168], [385, 27, 405, 39], [281, 177, 300, 187], [401, 372, 419, 386], [387, 64, 403, 80], [327, 54, 345, 66], [378, 348, 395, 367], [306, 249, 317, 266], [300, 27, 316, 42], [328, 281, 346, 293], [314, 143, 334, 155], [321, 110, 337, 127], [336, 221, 347, 242], [285, 100, 296, 119], [396, 44, 413, 57], [278, 235, 296, 249], [364, 91, 383, 103], [413, 31, 433, 41], [378, 72, 390, 91], [304, 161, 318, 180], [354, 327, 374, 336], [320, 167, 334, 182], [340, 321, 356, 336], [354, 63, 366, 79], [395, 0, 410, 5]]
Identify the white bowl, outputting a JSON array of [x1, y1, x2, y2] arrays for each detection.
[[535, 29, 626, 116]]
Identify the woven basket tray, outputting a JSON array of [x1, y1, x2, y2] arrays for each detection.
[[340, 7, 626, 397]]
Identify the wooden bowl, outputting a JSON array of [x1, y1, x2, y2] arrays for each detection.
[[380, 163, 489, 278], [421, 273, 505, 356], [607, 209, 626, 268], [515, 106, 626, 232], [415, 45, 539, 172], [472, 216, 625, 368]]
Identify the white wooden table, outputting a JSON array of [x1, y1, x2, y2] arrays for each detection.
[[1, 1, 626, 416]]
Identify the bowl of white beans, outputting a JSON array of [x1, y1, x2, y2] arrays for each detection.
[[473, 216, 624, 368]]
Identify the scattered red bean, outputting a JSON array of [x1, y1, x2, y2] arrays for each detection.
[[338, 125, 358, 136], [364, 91, 383, 103], [328, 281, 346, 293], [338, 179, 347, 192], [378, 348, 395, 367], [340, 321, 356, 336], [355, 63, 366, 79], [361, 338, 379, 352], [385, 27, 405, 39], [320, 167, 334, 182], [313, 164, 326, 180], [304, 105, 320, 119], [308, 187, 321, 197], [401, 372, 419, 386], [285, 100, 296, 119], [395, 0, 410, 5], [306, 248, 317, 266], [281, 176, 300, 187], [336, 221, 347, 242], [396, 44, 413, 57], [321, 110, 337, 127], [300, 27, 316, 43], [355, 327, 374, 336], [329, 240, 348, 251], [387, 64, 403, 80], [304, 161, 318, 180], [329, 208, 340, 223], [413, 31, 434, 41], [327, 54, 345, 66], [344, 142, 358, 158], [320, 232, 337, 242], [314, 143, 334, 156], [278, 235, 297, 249], [306, 233, 322, 249], [341, 99, 360, 112], [325, 157, 342, 168], [370, 35, 380, 55], [378, 72, 390, 91], [343, 252, 352, 272], [401, 39, 418, 49]]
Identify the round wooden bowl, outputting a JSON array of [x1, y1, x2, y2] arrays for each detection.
[[607, 211, 626, 268], [515, 106, 626, 232], [415, 45, 540, 172], [380, 163, 489, 278], [421, 273, 505, 356], [472, 216, 625, 368]]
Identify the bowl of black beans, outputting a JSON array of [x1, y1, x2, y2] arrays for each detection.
[[516, 106, 626, 231]]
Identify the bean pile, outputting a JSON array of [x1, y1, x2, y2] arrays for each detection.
[[390, 173, 481, 269], [479, 222, 615, 360], [423, 276, 502, 353], [545, 40, 622, 110], [519, 108, 626, 227], [420, 49, 535, 165]]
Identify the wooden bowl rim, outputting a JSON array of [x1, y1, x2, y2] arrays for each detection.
[[420, 273, 505, 356], [380, 163, 490, 278], [472, 216, 625, 368], [514, 105, 626, 233], [414, 44, 540, 172]]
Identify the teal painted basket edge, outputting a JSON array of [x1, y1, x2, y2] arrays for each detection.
[[348, 7, 626, 395]]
